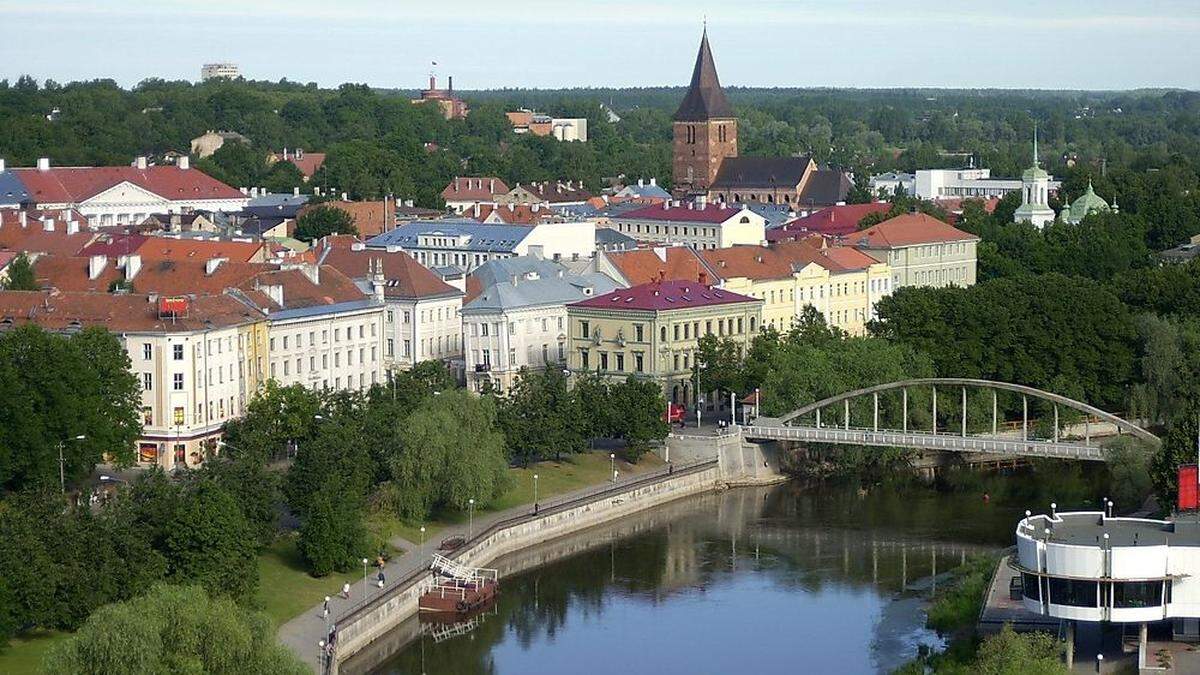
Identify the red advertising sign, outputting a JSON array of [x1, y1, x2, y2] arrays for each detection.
[[663, 403, 685, 424], [1179, 464, 1199, 512], [158, 296, 189, 315]]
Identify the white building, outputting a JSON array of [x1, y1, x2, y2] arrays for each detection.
[[366, 220, 596, 274], [906, 167, 1062, 202], [4, 157, 249, 227], [608, 199, 766, 250], [1015, 509, 1200, 660], [201, 63, 240, 81], [551, 118, 588, 142], [440, 177, 509, 214], [462, 257, 620, 393], [315, 236, 466, 375], [868, 172, 915, 198]]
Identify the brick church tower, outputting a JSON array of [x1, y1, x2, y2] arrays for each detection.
[[672, 29, 738, 198]]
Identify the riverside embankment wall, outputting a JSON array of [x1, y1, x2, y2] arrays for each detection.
[[329, 457, 741, 672]]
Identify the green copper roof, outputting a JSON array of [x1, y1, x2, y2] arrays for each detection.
[[1022, 165, 1050, 180], [1067, 180, 1110, 223]]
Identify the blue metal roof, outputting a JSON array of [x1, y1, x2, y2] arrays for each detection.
[[0, 170, 30, 206], [366, 220, 535, 253]]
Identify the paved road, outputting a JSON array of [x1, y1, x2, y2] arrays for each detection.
[[277, 461, 667, 671]]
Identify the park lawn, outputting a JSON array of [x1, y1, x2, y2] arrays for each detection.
[[0, 629, 69, 674], [383, 451, 664, 545], [256, 536, 364, 626]]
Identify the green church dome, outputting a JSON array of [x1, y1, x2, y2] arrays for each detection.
[[1067, 180, 1110, 223]]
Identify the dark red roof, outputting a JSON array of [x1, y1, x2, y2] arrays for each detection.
[[569, 279, 759, 312], [12, 165, 244, 204], [619, 201, 747, 223], [769, 203, 892, 241]]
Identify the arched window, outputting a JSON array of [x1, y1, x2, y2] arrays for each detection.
[[740, 216, 750, 224]]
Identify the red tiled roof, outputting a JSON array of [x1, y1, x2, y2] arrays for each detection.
[[316, 237, 460, 300], [285, 153, 325, 179], [603, 247, 718, 285], [0, 290, 262, 332], [12, 164, 244, 204], [442, 177, 509, 202], [769, 203, 891, 241], [570, 279, 759, 312], [619, 201, 747, 224], [518, 181, 592, 204], [772, 239, 877, 273], [701, 246, 794, 281], [0, 222, 96, 257], [33, 255, 269, 295], [843, 212, 979, 248], [247, 266, 364, 309], [120, 235, 265, 262]]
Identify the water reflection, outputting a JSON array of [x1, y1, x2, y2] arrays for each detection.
[[357, 465, 1106, 675]]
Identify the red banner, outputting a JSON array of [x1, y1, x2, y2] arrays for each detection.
[[1179, 464, 1199, 512], [158, 296, 189, 315]]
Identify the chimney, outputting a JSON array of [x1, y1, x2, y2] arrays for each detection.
[[37, 157, 50, 171], [650, 178, 657, 186], [0, 158, 5, 172], [341, 192, 348, 201], [293, 186, 300, 196], [699, 271, 708, 285], [135, 156, 148, 170], [296, 149, 304, 159], [473, 203, 480, 218], [282, 147, 288, 161], [88, 255, 108, 280], [42, 218, 55, 232], [637, 178, 644, 188], [19, 211, 27, 228], [250, 187, 259, 198], [696, 195, 707, 209], [205, 257, 227, 275], [125, 254, 142, 280], [429, 74, 436, 91], [448, 76, 454, 93], [66, 219, 79, 235], [178, 155, 190, 170], [240, 187, 249, 195], [489, 178, 494, 192]]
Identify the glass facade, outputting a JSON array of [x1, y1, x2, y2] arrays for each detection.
[[1048, 578, 1098, 607]]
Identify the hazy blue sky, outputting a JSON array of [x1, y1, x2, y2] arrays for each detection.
[[2, 0, 1198, 90]]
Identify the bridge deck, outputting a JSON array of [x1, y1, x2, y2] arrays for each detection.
[[742, 425, 1107, 461]]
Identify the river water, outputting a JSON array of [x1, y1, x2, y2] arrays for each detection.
[[353, 464, 1106, 675]]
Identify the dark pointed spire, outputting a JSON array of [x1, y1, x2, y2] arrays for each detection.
[[673, 28, 734, 122]]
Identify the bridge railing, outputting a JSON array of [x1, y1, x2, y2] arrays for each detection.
[[741, 424, 1108, 461]]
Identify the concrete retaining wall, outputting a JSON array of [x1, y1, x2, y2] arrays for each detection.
[[330, 461, 723, 672]]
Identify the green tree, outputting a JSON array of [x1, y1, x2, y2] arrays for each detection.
[[0, 325, 141, 493], [608, 377, 670, 461], [201, 454, 280, 546], [298, 484, 366, 576], [1105, 437, 1154, 511], [2, 252, 38, 290], [384, 390, 510, 521], [164, 479, 259, 601], [43, 584, 307, 675], [694, 334, 746, 399], [499, 367, 587, 465], [1152, 396, 1200, 509], [971, 625, 1066, 675], [222, 381, 321, 462], [294, 204, 357, 242]]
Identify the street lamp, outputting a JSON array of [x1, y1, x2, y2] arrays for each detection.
[[58, 434, 86, 495], [317, 640, 326, 670], [361, 557, 370, 603], [533, 473, 539, 514], [613, 469, 618, 483], [468, 498, 475, 539], [419, 526, 426, 555], [610, 453, 615, 483]]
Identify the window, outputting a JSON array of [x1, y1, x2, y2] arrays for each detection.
[[142, 406, 153, 425], [1021, 573, 1041, 602], [580, 349, 589, 369], [661, 326, 668, 341], [173, 373, 184, 390], [387, 339, 395, 357], [599, 352, 609, 371], [1047, 578, 1098, 608], [143, 343, 152, 360], [634, 324, 644, 342], [674, 324, 681, 340], [173, 344, 184, 361], [1112, 581, 1164, 608], [580, 321, 590, 339], [615, 353, 624, 371], [634, 353, 644, 373], [404, 340, 411, 357], [481, 323, 490, 337], [142, 372, 152, 390]]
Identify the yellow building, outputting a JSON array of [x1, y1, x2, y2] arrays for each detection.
[[238, 317, 270, 404], [565, 279, 762, 408]]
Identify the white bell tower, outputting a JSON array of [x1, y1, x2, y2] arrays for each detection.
[[1013, 125, 1056, 228]]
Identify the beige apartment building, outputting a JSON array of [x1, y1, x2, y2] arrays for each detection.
[[565, 279, 762, 409], [844, 212, 978, 289]]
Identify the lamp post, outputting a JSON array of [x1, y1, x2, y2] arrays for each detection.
[[533, 473, 539, 514], [468, 498, 475, 539], [318, 640, 326, 672], [361, 557, 369, 604], [609, 453, 615, 483], [58, 434, 86, 495], [419, 526, 426, 556]]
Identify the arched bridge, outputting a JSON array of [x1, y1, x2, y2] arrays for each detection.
[[741, 378, 1159, 462]]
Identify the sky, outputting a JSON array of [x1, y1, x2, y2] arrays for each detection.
[[1, 0, 1199, 90]]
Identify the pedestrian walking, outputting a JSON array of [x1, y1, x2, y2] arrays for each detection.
[[341, 583, 350, 599], [322, 596, 330, 618], [377, 569, 386, 587]]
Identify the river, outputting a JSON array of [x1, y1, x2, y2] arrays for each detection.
[[349, 462, 1107, 675]]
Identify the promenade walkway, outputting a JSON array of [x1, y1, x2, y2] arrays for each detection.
[[277, 460, 670, 670]]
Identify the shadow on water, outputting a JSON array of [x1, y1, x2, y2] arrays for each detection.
[[347, 461, 1109, 675]]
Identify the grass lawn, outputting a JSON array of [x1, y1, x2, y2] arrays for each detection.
[[0, 630, 69, 674], [380, 451, 664, 546], [255, 536, 364, 626]]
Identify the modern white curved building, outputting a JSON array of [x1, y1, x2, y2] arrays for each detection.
[[1014, 510, 1200, 627]]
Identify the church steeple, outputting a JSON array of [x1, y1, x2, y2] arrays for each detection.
[[671, 28, 738, 198], [673, 28, 735, 122]]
